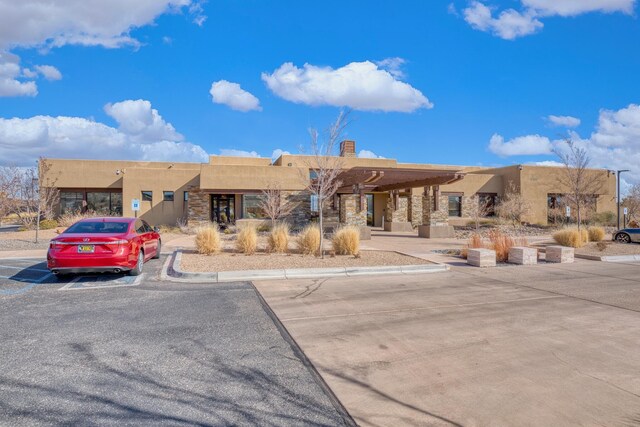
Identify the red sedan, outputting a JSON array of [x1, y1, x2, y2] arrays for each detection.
[[47, 217, 161, 278]]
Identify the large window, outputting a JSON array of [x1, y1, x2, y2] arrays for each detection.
[[60, 192, 84, 215], [310, 194, 319, 214], [448, 195, 462, 217], [242, 194, 267, 219], [478, 193, 497, 217], [87, 192, 122, 215], [141, 191, 152, 202]]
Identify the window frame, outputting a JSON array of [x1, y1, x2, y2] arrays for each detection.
[[448, 195, 462, 218], [141, 191, 153, 202], [163, 191, 174, 202]]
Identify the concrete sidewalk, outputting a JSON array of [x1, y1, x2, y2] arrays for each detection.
[[254, 261, 640, 426], [0, 249, 46, 259]]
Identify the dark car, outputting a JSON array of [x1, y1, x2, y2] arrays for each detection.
[[47, 217, 161, 278], [613, 228, 640, 244]]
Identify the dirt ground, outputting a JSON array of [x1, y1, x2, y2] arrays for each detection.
[[575, 241, 640, 256], [180, 249, 430, 272]]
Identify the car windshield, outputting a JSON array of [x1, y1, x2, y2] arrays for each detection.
[[65, 221, 129, 234]]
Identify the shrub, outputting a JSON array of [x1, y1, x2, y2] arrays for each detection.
[[629, 220, 639, 228], [553, 228, 588, 248], [195, 225, 221, 255], [591, 211, 616, 227], [332, 226, 360, 256], [267, 222, 290, 253], [58, 210, 97, 227], [236, 225, 257, 255], [297, 225, 321, 256], [39, 219, 58, 230], [176, 217, 191, 234], [488, 229, 527, 262], [588, 226, 605, 242]]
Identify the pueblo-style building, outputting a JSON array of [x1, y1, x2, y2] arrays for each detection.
[[43, 140, 616, 236]]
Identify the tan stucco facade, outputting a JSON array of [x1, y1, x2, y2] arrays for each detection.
[[42, 149, 617, 227]]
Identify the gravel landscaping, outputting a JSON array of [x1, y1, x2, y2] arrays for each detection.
[[181, 250, 431, 272], [575, 241, 640, 257]]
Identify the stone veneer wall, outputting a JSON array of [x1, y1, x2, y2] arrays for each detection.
[[339, 194, 367, 227], [187, 187, 210, 226], [422, 194, 449, 226], [385, 196, 409, 223], [408, 195, 423, 228], [282, 190, 339, 230], [461, 195, 478, 219]]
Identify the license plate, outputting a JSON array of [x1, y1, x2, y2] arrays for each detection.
[[77, 245, 95, 253]]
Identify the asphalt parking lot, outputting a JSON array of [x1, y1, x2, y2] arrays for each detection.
[[0, 256, 352, 426], [255, 259, 640, 426]]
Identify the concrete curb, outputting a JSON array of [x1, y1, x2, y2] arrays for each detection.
[[167, 250, 449, 283], [575, 253, 640, 262]]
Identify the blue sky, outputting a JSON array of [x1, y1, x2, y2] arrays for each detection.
[[1, 0, 639, 185]]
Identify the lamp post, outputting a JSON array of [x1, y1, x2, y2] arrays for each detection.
[[616, 169, 630, 230], [33, 159, 40, 244]]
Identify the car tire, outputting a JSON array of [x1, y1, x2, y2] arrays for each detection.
[[152, 240, 161, 259], [615, 233, 631, 244], [129, 250, 144, 276]]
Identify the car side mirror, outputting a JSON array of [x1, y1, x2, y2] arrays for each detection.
[[153, 226, 160, 233]]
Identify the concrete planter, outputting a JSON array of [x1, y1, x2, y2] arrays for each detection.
[[508, 247, 538, 265], [546, 246, 574, 263], [467, 248, 496, 267]]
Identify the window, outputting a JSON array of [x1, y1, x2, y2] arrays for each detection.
[[60, 192, 83, 215], [135, 219, 146, 234], [66, 221, 129, 234], [87, 192, 122, 215], [183, 191, 188, 202], [242, 194, 267, 219], [448, 195, 462, 217], [142, 220, 154, 233], [163, 191, 174, 202], [478, 193, 497, 217], [310, 194, 319, 213], [141, 191, 152, 202]]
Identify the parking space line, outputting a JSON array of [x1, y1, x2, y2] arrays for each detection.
[[58, 274, 144, 291], [0, 265, 50, 273]]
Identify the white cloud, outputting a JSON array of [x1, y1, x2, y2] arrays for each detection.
[[522, 0, 635, 17], [34, 65, 62, 81], [375, 57, 406, 79], [357, 149, 385, 159], [262, 60, 432, 113], [0, 0, 205, 96], [531, 160, 564, 167], [488, 133, 553, 156], [0, 0, 203, 50], [209, 80, 262, 112], [463, 2, 543, 40], [0, 99, 208, 165], [271, 148, 290, 161], [488, 103, 640, 186], [462, 0, 634, 39], [0, 52, 37, 97], [547, 115, 581, 128], [104, 99, 183, 142], [218, 149, 260, 157]]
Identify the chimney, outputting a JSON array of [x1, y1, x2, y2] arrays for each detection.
[[339, 140, 356, 157]]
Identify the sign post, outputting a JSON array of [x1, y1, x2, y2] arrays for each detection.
[[565, 206, 571, 221], [623, 207, 628, 228], [131, 199, 140, 218]]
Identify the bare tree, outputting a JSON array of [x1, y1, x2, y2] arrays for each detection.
[[554, 138, 603, 230], [259, 182, 296, 227], [0, 158, 59, 229], [469, 195, 493, 232], [622, 183, 640, 224], [496, 181, 531, 229], [300, 111, 349, 258]]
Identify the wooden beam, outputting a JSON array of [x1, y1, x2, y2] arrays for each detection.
[[373, 173, 464, 192]]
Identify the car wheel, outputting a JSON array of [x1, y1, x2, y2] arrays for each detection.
[[129, 250, 144, 276], [615, 233, 631, 244], [152, 240, 161, 259]]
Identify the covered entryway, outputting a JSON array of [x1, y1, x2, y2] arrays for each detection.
[[211, 194, 235, 224]]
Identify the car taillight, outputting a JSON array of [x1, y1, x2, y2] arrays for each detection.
[[106, 239, 129, 245], [50, 241, 59, 249]]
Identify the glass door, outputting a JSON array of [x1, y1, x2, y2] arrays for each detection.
[[366, 194, 374, 226], [211, 195, 235, 224]]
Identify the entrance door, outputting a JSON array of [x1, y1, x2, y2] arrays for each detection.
[[211, 195, 235, 224], [366, 194, 374, 227]]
